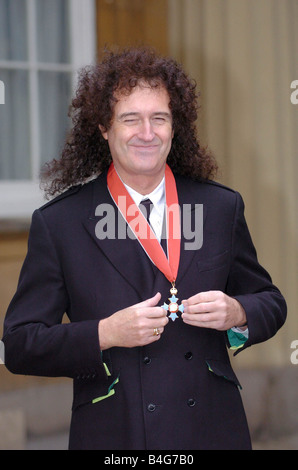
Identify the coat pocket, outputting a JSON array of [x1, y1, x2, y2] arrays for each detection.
[[205, 358, 242, 389], [72, 365, 120, 410], [92, 364, 120, 404]]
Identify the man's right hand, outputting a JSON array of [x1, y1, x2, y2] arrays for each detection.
[[98, 292, 169, 350]]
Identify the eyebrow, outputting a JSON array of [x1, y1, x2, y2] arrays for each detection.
[[118, 112, 172, 120]]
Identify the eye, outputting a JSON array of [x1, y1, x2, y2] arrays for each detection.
[[152, 116, 166, 124], [152, 114, 171, 125], [123, 118, 139, 125]]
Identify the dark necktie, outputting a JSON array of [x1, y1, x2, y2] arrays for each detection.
[[139, 198, 167, 256], [139, 198, 153, 225]]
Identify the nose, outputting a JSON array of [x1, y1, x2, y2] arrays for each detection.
[[138, 119, 155, 141]]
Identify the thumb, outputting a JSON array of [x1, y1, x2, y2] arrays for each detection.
[[133, 292, 162, 308]]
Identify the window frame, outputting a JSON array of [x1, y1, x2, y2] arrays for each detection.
[[0, 0, 96, 219]]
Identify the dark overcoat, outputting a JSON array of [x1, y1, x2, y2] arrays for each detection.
[[2, 172, 287, 450]]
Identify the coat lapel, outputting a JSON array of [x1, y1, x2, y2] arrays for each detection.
[[82, 172, 156, 300], [82, 171, 206, 300], [174, 174, 207, 286]]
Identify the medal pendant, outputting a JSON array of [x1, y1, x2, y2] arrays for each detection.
[[162, 283, 184, 321]]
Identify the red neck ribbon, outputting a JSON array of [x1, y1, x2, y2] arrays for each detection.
[[107, 163, 181, 284]]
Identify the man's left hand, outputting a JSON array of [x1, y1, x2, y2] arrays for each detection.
[[182, 291, 247, 331]]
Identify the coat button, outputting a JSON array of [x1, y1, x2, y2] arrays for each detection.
[[187, 398, 196, 407], [147, 403, 156, 412], [143, 356, 151, 365], [184, 351, 193, 360]]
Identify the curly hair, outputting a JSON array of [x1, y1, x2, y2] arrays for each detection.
[[41, 47, 218, 197]]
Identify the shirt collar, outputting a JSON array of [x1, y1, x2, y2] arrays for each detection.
[[124, 177, 165, 216]]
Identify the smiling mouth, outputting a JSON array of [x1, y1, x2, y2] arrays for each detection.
[[130, 144, 159, 150]]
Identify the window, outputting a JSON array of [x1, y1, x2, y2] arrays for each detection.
[[0, 0, 96, 218]]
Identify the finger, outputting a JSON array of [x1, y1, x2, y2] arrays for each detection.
[[183, 290, 221, 305], [132, 292, 162, 309], [182, 311, 215, 323], [182, 293, 205, 313], [182, 291, 223, 313], [182, 313, 219, 330], [183, 301, 216, 315], [145, 306, 169, 319], [182, 310, 231, 331], [151, 326, 165, 337]]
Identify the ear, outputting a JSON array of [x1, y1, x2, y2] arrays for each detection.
[[98, 124, 108, 140]]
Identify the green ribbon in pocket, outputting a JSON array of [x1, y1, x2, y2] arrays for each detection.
[[92, 361, 119, 404]]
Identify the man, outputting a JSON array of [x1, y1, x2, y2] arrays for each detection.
[[2, 47, 286, 450]]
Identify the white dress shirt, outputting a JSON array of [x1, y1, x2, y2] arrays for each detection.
[[124, 177, 166, 242]]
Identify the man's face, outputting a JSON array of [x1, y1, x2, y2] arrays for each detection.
[[100, 84, 173, 188]]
